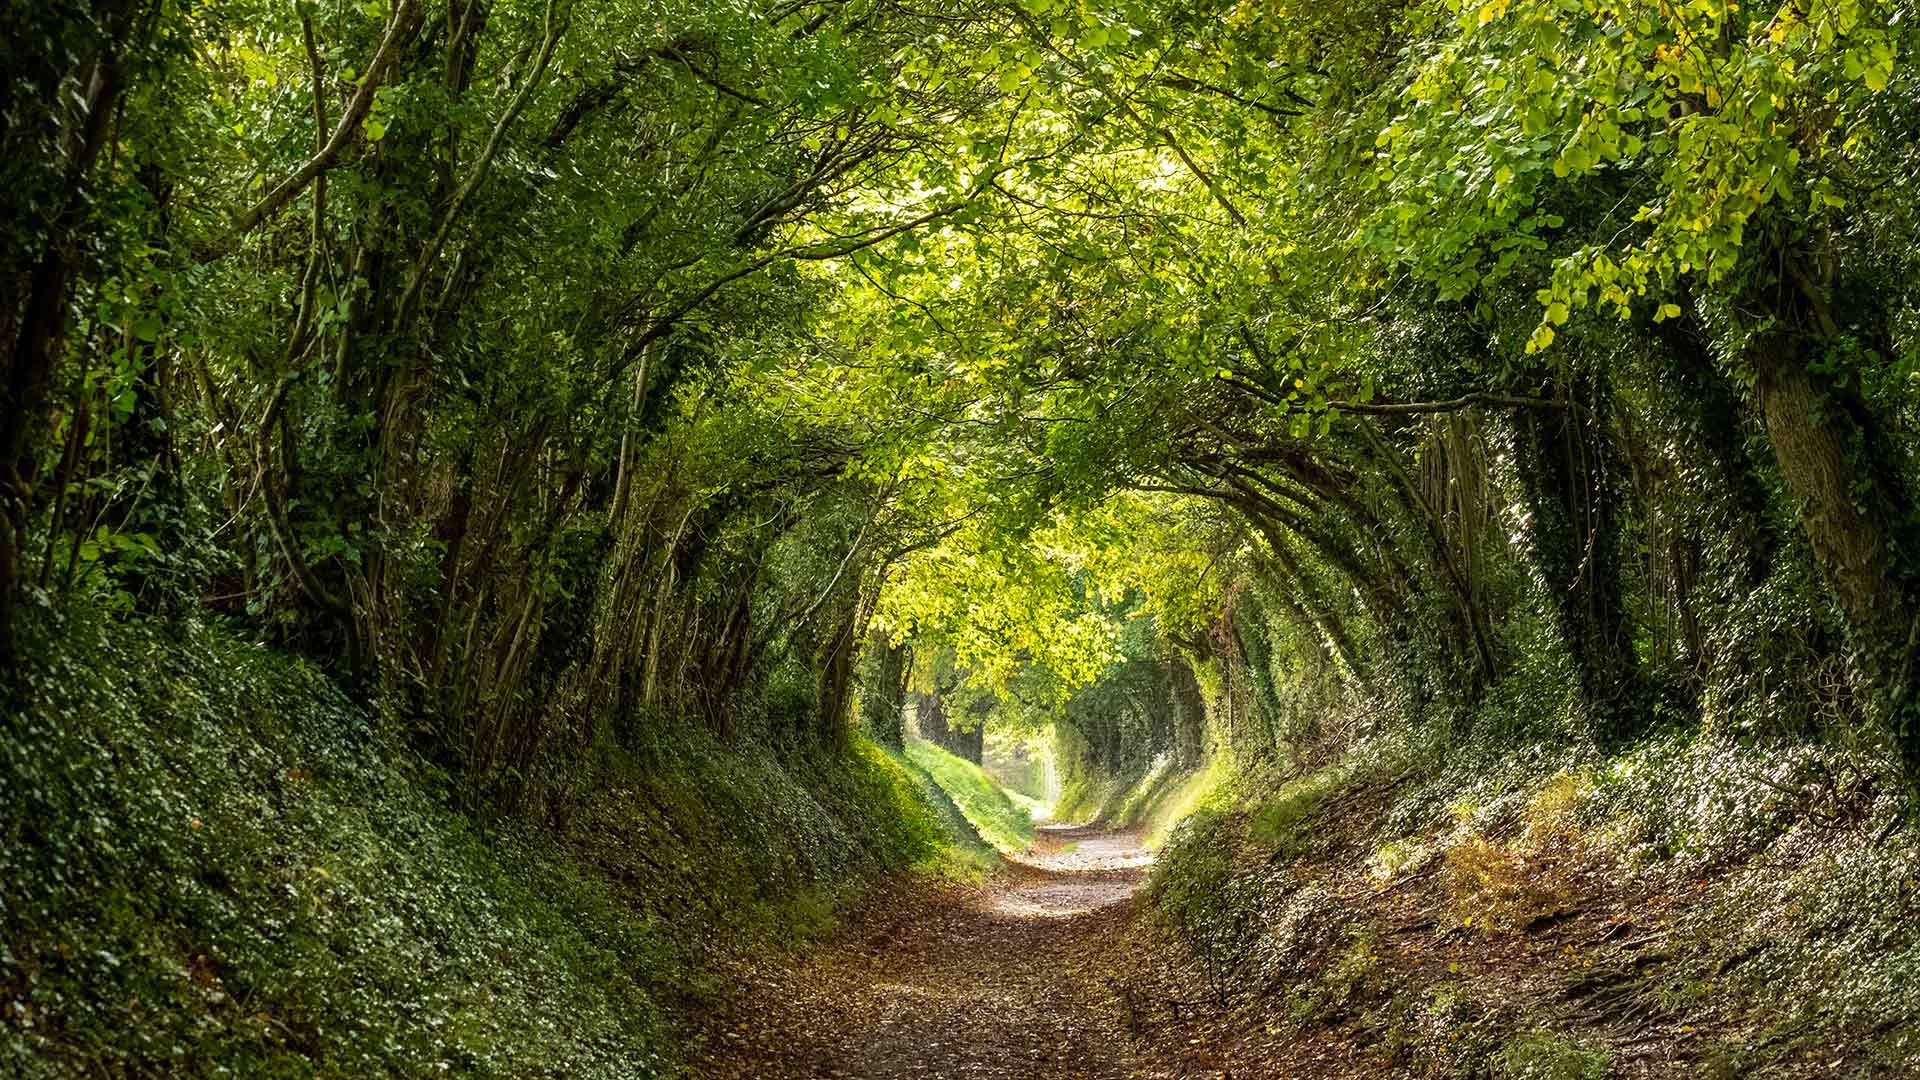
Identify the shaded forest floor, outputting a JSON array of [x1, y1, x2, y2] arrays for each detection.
[[686, 749, 1920, 1079], [688, 824, 1156, 1079]]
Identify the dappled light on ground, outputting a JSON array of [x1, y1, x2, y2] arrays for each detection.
[[693, 825, 1153, 1079], [990, 825, 1154, 919], [990, 822, 1152, 914], [985, 879, 1137, 920], [1018, 825, 1157, 873]]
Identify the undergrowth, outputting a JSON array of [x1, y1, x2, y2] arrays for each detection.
[[1137, 706, 1920, 1076], [904, 739, 1034, 853], [0, 607, 954, 1077]]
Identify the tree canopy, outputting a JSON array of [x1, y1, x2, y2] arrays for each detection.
[[5, 0, 1920, 802]]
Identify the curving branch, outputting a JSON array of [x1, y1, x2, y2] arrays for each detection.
[[195, 0, 425, 263], [1328, 392, 1569, 416], [395, 0, 570, 325]]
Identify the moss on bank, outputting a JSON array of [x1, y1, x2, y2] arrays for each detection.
[[904, 739, 1034, 853], [1135, 725, 1920, 1077], [0, 609, 952, 1078]]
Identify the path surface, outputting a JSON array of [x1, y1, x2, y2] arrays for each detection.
[[692, 824, 1157, 1079]]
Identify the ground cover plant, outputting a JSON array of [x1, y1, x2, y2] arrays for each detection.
[[7, 0, 1920, 1075]]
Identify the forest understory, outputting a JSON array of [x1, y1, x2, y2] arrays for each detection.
[[11, 0, 1920, 1076], [696, 735, 1920, 1080]]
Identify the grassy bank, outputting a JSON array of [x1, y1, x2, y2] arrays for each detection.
[[1130, 727, 1920, 1077], [1048, 742, 1231, 850], [904, 739, 1035, 853], [0, 609, 953, 1078]]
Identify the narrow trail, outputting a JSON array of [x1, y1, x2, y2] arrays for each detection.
[[692, 824, 1158, 1079]]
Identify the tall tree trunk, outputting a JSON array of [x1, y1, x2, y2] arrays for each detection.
[[1656, 316, 1780, 589], [1353, 420, 1499, 696], [1748, 327, 1920, 755], [815, 603, 860, 749], [1261, 541, 1368, 682], [0, 38, 129, 667], [1168, 657, 1207, 769], [956, 721, 983, 764], [1513, 373, 1653, 744], [863, 637, 910, 749], [916, 688, 979, 761]]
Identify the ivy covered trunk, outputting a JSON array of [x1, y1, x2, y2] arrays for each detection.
[[1168, 658, 1208, 769], [1512, 375, 1653, 744], [1750, 329, 1920, 757], [0, 4, 140, 666], [816, 605, 861, 750], [914, 689, 982, 763], [863, 638, 910, 750]]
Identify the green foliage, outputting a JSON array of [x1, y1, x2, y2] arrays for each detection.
[[1049, 721, 1124, 824], [0, 608, 674, 1077], [893, 752, 1003, 879], [982, 728, 1054, 803], [904, 739, 1035, 853], [1248, 764, 1353, 859], [1146, 809, 1261, 1004], [10, 0, 1920, 1072], [1376, 0, 1897, 345], [1404, 983, 1516, 1077], [1493, 1030, 1611, 1080], [1285, 927, 1389, 1026], [0, 606, 951, 1076], [1129, 756, 1234, 848]]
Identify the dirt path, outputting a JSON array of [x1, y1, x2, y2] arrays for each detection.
[[690, 824, 1156, 1079]]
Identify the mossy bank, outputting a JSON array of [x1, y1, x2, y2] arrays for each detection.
[[0, 608, 953, 1078]]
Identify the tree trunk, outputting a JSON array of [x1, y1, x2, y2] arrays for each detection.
[[1656, 316, 1780, 589], [1513, 374, 1652, 744], [915, 689, 951, 746], [863, 637, 910, 749], [0, 40, 129, 666], [955, 701, 986, 764], [1168, 657, 1207, 769], [1748, 329, 1920, 753], [913, 689, 980, 762], [815, 604, 859, 749]]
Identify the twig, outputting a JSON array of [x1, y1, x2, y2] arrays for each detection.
[[197, 0, 424, 261]]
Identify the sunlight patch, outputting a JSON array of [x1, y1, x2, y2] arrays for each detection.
[[988, 881, 1136, 918]]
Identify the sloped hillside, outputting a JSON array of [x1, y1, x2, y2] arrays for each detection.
[[1116, 733, 1920, 1078], [0, 609, 957, 1077]]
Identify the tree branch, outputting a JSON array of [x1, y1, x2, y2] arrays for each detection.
[[396, 0, 569, 325], [1154, 75, 1302, 121], [196, 0, 424, 263], [1327, 392, 1569, 415], [658, 43, 770, 107]]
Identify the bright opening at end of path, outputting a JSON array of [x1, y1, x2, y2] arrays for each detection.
[[989, 824, 1154, 919]]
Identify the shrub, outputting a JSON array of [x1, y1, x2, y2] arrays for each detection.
[[1494, 1029, 1611, 1080], [1149, 810, 1255, 1005], [1442, 835, 1571, 934], [1247, 763, 1351, 859], [0, 607, 961, 1077]]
